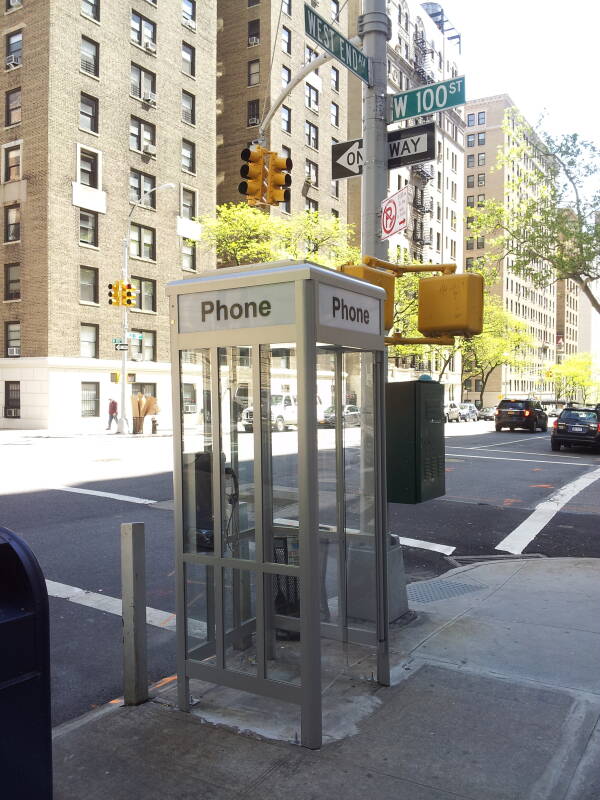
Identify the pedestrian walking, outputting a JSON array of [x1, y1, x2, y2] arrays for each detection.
[[107, 398, 118, 430]]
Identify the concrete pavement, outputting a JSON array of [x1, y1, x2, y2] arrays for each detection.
[[52, 557, 600, 800]]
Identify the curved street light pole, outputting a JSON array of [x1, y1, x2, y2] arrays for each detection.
[[116, 182, 176, 434]]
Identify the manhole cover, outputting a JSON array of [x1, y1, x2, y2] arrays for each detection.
[[407, 578, 487, 604]]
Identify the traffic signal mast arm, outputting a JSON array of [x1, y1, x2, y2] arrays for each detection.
[[363, 255, 457, 277]]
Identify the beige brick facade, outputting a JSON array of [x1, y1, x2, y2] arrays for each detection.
[[0, 0, 216, 429]]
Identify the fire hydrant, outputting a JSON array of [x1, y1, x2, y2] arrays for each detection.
[[151, 417, 158, 435]]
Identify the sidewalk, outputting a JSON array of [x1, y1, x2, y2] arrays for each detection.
[[52, 557, 600, 800]]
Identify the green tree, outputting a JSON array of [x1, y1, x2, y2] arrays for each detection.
[[461, 297, 531, 407], [469, 110, 600, 314], [274, 210, 361, 268], [545, 353, 597, 403], [196, 203, 276, 266]]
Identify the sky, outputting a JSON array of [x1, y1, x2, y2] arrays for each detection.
[[434, 0, 600, 144]]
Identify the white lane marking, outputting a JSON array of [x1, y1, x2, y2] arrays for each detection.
[[447, 446, 596, 463], [445, 453, 587, 467], [397, 536, 455, 555], [52, 486, 157, 505], [46, 579, 176, 630], [476, 435, 542, 449], [495, 466, 600, 555]]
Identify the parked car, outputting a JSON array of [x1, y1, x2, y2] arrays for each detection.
[[444, 402, 461, 422], [459, 403, 478, 422], [495, 399, 548, 432], [242, 393, 325, 432], [551, 406, 600, 451], [477, 406, 496, 421], [323, 404, 361, 428]]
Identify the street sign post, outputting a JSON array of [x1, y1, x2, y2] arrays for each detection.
[[380, 187, 408, 241], [304, 3, 369, 84], [332, 123, 436, 180], [115, 344, 129, 351], [389, 77, 465, 123]]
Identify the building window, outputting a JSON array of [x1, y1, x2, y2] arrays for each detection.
[[450, 210, 456, 230], [130, 224, 156, 260], [131, 382, 156, 400], [130, 116, 155, 151], [80, 93, 98, 132], [131, 63, 156, 100], [282, 0, 291, 14], [331, 65, 339, 92], [466, 195, 474, 208], [79, 265, 98, 303], [478, 111, 486, 125], [282, 26, 291, 54], [182, 138, 195, 172], [182, 42, 195, 76], [305, 159, 318, 186], [478, 152, 486, 166], [476, 236, 485, 249], [81, 382, 100, 417], [466, 238, 474, 250], [4, 144, 21, 182], [465, 257, 474, 269], [182, 240, 196, 271], [305, 83, 319, 111], [466, 134, 474, 148], [5, 88, 21, 127], [4, 204, 19, 242], [248, 59, 260, 86], [4, 262, 20, 300], [281, 65, 291, 87], [130, 276, 156, 311], [131, 329, 155, 361], [436, 232, 441, 251], [305, 45, 319, 73], [466, 154, 474, 168], [477, 193, 485, 205], [81, 0, 100, 21], [130, 11, 156, 47], [181, 90, 195, 124], [305, 198, 318, 212], [81, 36, 99, 76], [466, 174, 474, 188], [331, 208, 339, 218], [305, 120, 318, 149], [450, 240, 456, 258], [181, 187, 196, 219], [5, 320, 20, 355], [4, 381, 20, 418], [451, 181, 456, 201], [281, 105, 291, 133], [247, 98, 259, 126], [80, 323, 98, 358], [6, 31, 22, 67], [331, 0, 339, 21], [330, 101, 339, 127], [129, 169, 155, 206], [79, 148, 99, 188], [477, 132, 486, 146], [466, 113, 475, 126], [248, 19, 260, 46], [477, 173, 485, 187], [182, 0, 196, 24], [80, 210, 98, 246], [331, 179, 339, 198]]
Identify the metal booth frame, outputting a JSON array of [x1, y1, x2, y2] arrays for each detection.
[[167, 261, 391, 749]]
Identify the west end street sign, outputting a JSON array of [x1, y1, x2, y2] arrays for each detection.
[[304, 3, 369, 85], [332, 123, 436, 180], [389, 77, 465, 123]]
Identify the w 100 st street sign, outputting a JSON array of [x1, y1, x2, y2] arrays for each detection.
[[390, 77, 465, 123]]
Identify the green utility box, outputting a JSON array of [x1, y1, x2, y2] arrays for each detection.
[[386, 379, 445, 504]]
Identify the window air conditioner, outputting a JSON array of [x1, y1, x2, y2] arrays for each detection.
[[248, 117, 259, 126], [5, 408, 19, 417], [142, 143, 157, 156], [248, 36, 260, 46], [182, 17, 196, 31], [5, 55, 20, 68], [183, 404, 197, 414], [9, 0, 22, 8], [7, 347, 20, 356], [143, 92, 157, 106], [144, 40, 157, 53], [131, 352, 143, 362]]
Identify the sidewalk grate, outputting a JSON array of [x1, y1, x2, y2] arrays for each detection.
[[407, 578, 487, 604]]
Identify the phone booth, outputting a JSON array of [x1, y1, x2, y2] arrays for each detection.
[[167, 261, 406, 749]]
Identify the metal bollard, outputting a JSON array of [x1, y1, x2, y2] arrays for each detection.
[[121, 522, 148, 705]]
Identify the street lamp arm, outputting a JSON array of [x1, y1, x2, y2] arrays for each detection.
[[128, 182, 177, 219]]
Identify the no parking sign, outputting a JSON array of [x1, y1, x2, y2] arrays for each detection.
[[381, 187, 408, 241]]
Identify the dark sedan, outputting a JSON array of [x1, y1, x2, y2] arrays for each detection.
[[551, 407, 600, 451]]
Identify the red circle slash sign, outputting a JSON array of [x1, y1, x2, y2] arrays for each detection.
[[382, 199, 397, 236]]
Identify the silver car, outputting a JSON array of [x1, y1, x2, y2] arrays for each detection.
[[444, 402, 461, 422]]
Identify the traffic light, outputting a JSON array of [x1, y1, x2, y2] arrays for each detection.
[[120, 282, 136, 307], [266, 152, 292, 206], [418, 272, 484, 337], [108, 281, 121, 306], [238, 146, 266, 205], [341, 264, 396, 331]]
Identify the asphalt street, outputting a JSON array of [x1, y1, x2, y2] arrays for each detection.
[[1, 421, 599, 727]]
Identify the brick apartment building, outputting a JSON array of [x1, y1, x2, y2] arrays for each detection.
[[0, 0, 216, 430]]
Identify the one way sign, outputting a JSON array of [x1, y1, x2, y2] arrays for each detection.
[[332, 122, 435, 180]]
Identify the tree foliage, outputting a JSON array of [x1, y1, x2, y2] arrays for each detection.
[[544, 353, 598, 404], [468, 110, 600, 314]]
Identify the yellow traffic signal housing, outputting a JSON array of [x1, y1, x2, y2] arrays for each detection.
[[120, 282, 136, 307], [341, 264, 396, 331], [418, 272, 484, 338], [239, 146, 266, 205], [108, 281, 121, 306], [266, 153, 292, 206]]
